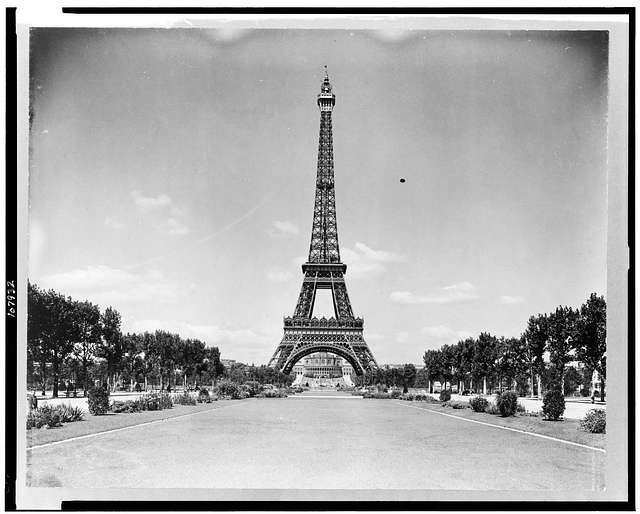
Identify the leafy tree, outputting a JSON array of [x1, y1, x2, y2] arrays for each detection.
[[522, 314, 548, 397], [546, 306, 578, 395], [563, 366, 582, 396], [27, 283, 49, 395], [97, 307, 124, 391], [414, 367, 430, 388], [71, 300, 101, 396], [497, 337, 529, 393], [473, 333, 499, 393], [573, 293, 606, 401], [402, 364, 417, 392], [423, 349, 441, 393], [439, 344, 456, 390], [45, 290, 77, 398], [121, 333, 145, 391]]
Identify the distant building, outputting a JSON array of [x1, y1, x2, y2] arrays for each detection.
[[381, 364, 424, 370], [291, 352, 354, 379]]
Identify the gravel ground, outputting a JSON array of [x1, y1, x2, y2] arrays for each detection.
[[26, 394, 605, 492]]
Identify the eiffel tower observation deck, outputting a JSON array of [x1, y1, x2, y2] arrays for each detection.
[[268, 70, 378, 376]]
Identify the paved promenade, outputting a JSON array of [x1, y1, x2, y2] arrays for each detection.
[[27, 392, 605, 491]]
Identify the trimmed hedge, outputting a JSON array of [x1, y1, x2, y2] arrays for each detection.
[[439, 389, 452, 402], [542, 389, 565, 420], [197, 388, 214, 403], [88, 386, 110, 415], [256, 389, 288, 398], [215, 381, 243, 399], [496, 391, 519, 417], [579, 409, 606, 433], [469, 396, 489, 412], [174, 391, 197, 406]]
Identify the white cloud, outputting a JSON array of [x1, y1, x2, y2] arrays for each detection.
[[342, 241, 406, 278], [500, 295, 525, 305], [39, 265, 182, 308], [421, 325, 474, 345], [267, 269, 293, 283], [104, 217, 124, 230], [122, 318, 272, 363], [167, 217, 190, 235], [131, 190, 173, 211], [131, 190, 189, 236], [269, 220, 300, 238], [390, 282, 479, 304]]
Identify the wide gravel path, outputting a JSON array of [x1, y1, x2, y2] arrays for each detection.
[[27, 394, 605, 490]]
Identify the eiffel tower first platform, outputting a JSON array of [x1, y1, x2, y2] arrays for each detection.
[[268, 71, 378, 376]]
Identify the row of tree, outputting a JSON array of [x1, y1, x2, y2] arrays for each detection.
[[27, 283, 225, 397], [420, 293, 606, 399]]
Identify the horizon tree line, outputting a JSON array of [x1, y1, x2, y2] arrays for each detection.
[[27, 282, 225, 397], [420, 293, 606, 399]]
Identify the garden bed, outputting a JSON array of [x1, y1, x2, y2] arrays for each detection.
[[401, 401, 605, 449], [27, 401, 237, 448]]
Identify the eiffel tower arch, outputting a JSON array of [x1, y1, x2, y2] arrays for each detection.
[[268, 70, 378, 376]]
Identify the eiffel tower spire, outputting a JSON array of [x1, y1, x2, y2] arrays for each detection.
[[308, 69, 340, 264], [268, 72, 378, 376]]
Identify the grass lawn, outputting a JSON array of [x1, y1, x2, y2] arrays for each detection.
[[398, 401, 605, 449], [27, 401, 242, 448]]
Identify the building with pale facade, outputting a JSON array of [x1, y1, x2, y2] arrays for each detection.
[[291, 352, 354, 381]]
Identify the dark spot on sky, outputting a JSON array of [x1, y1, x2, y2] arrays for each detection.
[[400, 178, 406, 183]]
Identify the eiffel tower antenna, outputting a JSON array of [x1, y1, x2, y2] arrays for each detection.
[[268, 73, 378, 377]]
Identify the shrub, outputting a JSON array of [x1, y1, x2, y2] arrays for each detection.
[[87, 386, 110, 415], [496, 391, 519, 417], [134, 383, 142, 392], [439, 389, 452, 402], [580, 409, 606, 433], [197, 388, 212, 403], [56, 404, 85, 422], [256, 389, 287, 398], [389, 389, 402, 399], [243, 381, 263, 397], [134, 392, 173, 411], [400, 393, 415, 401], [215, 381, 243, 399], [28, 404, 62, 429], [363, 392, 391, 399], [469, 396, 489, 413], [450, 401, 467, 409], [542, 389, 566, 420], [174, 391, 197, 406], [158, 392, 173, 409], [111, 400, 140, 413], [485, 402, 500, 415]]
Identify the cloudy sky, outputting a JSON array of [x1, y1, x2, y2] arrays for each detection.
[[28, 28, 608, 365]]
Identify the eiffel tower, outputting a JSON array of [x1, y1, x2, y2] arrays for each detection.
[[268, 70, 378, 376]]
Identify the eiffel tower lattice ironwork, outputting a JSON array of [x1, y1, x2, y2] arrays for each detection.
[[268, 71, 378, 376]]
